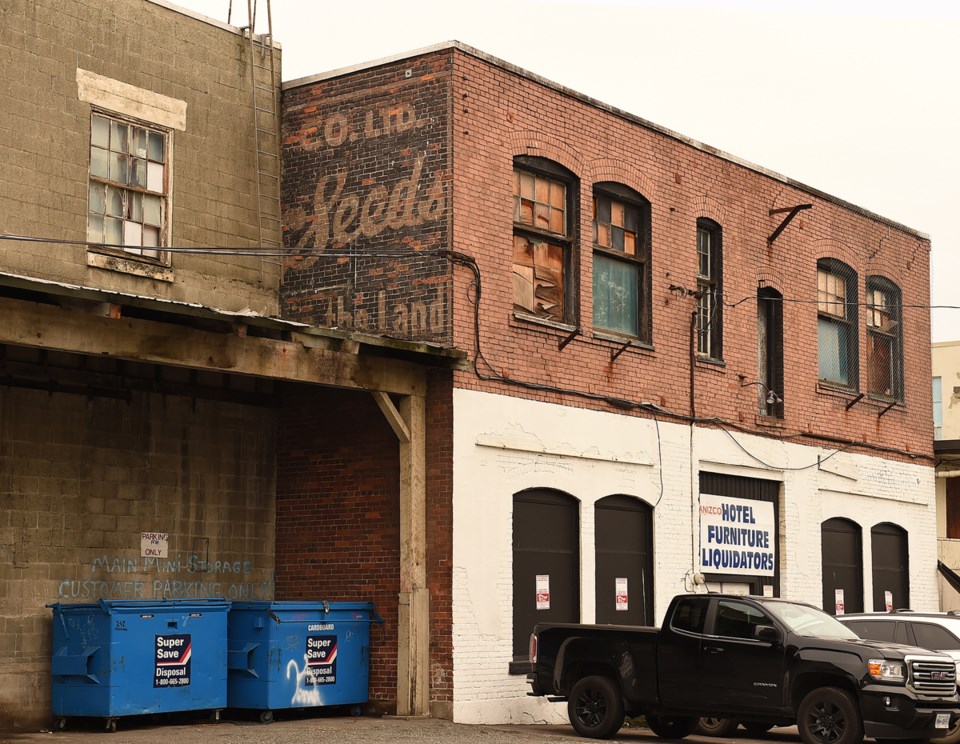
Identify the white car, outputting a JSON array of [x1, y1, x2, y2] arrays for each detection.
[[839, 611, 960, 744]]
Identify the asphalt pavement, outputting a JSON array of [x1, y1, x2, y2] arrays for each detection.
[[0, 714, 802, 744]]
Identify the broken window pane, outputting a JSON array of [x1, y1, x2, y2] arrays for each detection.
[[106, 185, 123, 217], [129, 127, 147, 158], [127, 191, 142, 222], [130, 157, 146, 189], [148, 131, 165, 163], [110, 121, 128, 153]]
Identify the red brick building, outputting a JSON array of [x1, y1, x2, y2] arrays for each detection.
[[281, 42, 933, 723]]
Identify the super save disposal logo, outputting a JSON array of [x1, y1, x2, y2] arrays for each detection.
[[154, 634, 191, 687]]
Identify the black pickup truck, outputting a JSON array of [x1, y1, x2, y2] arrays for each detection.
[[527, 593, 960, 742]]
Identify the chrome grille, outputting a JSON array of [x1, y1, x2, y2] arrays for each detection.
[[909, 656, 958, 696]]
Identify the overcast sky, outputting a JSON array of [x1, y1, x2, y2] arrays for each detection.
[[172, 0, 960, 342]]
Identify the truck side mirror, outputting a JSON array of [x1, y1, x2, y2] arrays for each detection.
[[755, 625, 781, 645]]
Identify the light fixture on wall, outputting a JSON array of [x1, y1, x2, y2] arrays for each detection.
[[738, 377, 783, 405]]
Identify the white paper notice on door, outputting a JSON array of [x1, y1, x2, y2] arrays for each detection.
[[615, 577, 629, 611], [536, 574, 550, 610]]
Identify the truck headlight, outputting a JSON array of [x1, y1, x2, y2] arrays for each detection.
[[868, 659, 905, 682]]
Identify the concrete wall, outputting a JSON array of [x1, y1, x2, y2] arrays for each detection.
[[0, 0, 281, 313], [0, 373, 276, 728], [451, 388, 937, 723]]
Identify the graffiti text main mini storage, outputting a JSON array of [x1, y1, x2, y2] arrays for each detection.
[[227, 601, 379, 722], [48, 599, 231, 731]]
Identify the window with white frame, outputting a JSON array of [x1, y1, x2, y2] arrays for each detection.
[[934, 376, 943, 440], [87, 112, 168, 259]]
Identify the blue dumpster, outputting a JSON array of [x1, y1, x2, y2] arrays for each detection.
[[48, 599, 230, 731], [227, 601, 380, 722]]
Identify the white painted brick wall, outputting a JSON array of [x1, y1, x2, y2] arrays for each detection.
[[451, 389, 936, 723]]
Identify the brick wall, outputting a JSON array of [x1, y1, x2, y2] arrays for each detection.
[[0, 372, 276, 728], [281, 53, 454, 343], [275, 370, 454, 711], [443, 47, 932, 464]]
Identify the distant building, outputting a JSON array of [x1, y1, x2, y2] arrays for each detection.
[[933, 341, 960, 609], [282, 42, 935, 723]]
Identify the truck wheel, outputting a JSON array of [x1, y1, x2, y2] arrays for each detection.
[[695, 717, 741, 737], [567, 675, 625, 740], [647, 714, 699, 739], [797, 687, 863, 744], [933, 718, 960, 744]]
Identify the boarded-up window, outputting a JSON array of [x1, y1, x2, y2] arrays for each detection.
[[513, 161, 574, 323]]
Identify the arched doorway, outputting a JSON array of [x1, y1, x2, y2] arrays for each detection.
[[821, 517, 864, 614], [595, 495, 653, 625], [871, 523, 909, 611], [512, 489, 580, 660]]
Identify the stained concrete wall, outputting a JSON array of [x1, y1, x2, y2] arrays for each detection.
[[0, 361, 277, 728], [0, 0, 282, 313]]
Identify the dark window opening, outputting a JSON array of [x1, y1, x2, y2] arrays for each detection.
[[696, 219, 723, 359], [758, 287, 784, 418]]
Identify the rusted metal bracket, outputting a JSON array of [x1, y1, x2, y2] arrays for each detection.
[[768, 204, 812, 245], [610, 340, 631, 362], [558, 328, 581, 351], [845, 392, 865, 410], [878, 400, 897, 417]]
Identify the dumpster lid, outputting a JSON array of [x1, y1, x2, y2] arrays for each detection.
[[48, 598, 231, 613]]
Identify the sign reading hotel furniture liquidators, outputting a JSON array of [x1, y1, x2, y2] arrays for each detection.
[[699, 494, 775, 576]]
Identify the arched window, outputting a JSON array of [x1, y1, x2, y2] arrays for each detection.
[[512, 489, 579, 663], [817, 259, 858, 389], [592, 183, 651, 341], [512, 157, 577, 324], [696, 219, 722, 359], [866, 276, 903, 400]]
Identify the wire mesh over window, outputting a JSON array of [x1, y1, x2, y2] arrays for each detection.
[[866, 277, 903, 400], [592, 184, 650, 340], [512, 163, 574, 323], [817, 259, 858, 388]]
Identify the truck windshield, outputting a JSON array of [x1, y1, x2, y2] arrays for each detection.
[[765, 602, 860, 639]]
